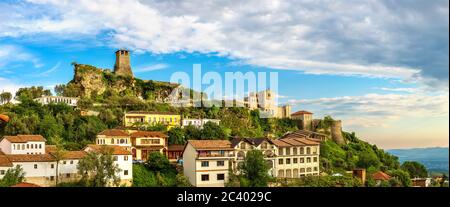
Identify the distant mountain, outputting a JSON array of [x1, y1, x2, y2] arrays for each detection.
[[387, 147, 449, 175]]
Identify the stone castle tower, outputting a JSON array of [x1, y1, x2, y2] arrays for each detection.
[[331, 120, 346, 145], [114, 49, 133, 77]]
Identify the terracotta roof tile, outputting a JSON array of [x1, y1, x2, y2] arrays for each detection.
[[98, 129, 129, 137], [2, 135, 46, 143], [0, 154, 13, 167], [291, 110, 313, 116], [188, 140, 233, 150], [11, 182, 41, 187], [130, 131, 168, 138], [372, 171, 391, 181], [168, 144, 185, 151], [6, 154, 56, 162], [269, 139, 291, 147], [85, 145, 131, 155], [0, 114, 10, 122]]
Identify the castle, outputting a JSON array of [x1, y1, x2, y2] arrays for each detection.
[[114, 49, 133, 77]]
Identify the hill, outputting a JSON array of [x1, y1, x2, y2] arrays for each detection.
[[387, 147, 449, 175]]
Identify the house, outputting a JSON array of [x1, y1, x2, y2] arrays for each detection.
[[130, 131, 168, 161], [411, 178, 432, 187], [96, 129, 132, 147], [168, 144, 184, 161], [84, 145, 133, 186], [0, 135, 46, 155], [182, 140, 234, 187], [230, 137, 276, 176], [34, 96, 79, 107], [181, 118, 221, 128], [372, 171, 391, 186], [291, 111, 313, 130], [271, 137, 320, 178], [124, 111, 181, 129]]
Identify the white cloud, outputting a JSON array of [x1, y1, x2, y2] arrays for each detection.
[[1, 0, 446, 88], [0, 44, 42, 69], [0, 77, 23, 96], [135, 63, 168, 73], [374, 87, 419, 93], [36, 61, 61, 77], [289, 93, 449, 128]]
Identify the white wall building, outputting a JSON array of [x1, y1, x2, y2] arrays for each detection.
[[34, 96, 79, 107], [182, 140, 234, 187], [181, 118, 221, 128], [0, 135, 46, 155]]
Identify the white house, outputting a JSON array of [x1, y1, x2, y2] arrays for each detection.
[[34, 96, 79, 107], [0, 135, 46, 155], [182, 140, 234, 187], [181, 118, 221, 128]]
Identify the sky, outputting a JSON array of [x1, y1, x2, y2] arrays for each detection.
[[0, 0, 448, 149]]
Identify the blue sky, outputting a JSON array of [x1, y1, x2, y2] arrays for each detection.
[[0, 0, 448, 149]]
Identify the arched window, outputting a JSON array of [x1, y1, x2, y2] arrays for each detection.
[[293, 147, 297, 155], [306, 147, 311, 154], [293, 169, 299, 178], [286, 169, 292, 178], [300, 168, 305, 173], [300, 147, 304, 154], [307, 167, 312, 172], [278, 170, 284, 178], [237, 151, 245, 158]]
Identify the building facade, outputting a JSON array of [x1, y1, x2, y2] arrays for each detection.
[[182, 140, 234, 187], [130, 131, 168, 161], [291, 110, 314, 130], [181, 118, 221, 128], [244, 89, 291, 118], [0, 135, 133, 187], [124, 111, 181, 129], [34, 96, 79, 107]]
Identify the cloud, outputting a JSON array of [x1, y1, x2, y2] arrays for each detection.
[[0, 77, 24, 96], [1, 0, 448, 89], [134, 63, 168, 73], [36, 61, 61, 77], [374, 87, 419, 93], [0, 44, 42, 69], [289, 93, 449, 128]]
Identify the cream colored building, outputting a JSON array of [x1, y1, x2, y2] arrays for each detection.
[[244, 89, 291, 118], [230, 138, 276, 176], [182, 140, 234, 187], [130, 131, 168, 161], [96, 129, 132, 147], [271, 138, 320, 178], [34, 96, 79, 107]]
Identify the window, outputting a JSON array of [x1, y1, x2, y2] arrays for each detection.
[[34, 164, 38, 169], [70, 161, 74, 164], [51, 164, 55, 169], [293, 148, 297, 155], [124, 170, 129, 176], [31, 144, 34, 149], [39, 144, 42, 149], [286, 158, 291, 164], [278, 159, 284, 165], [286, 148, 290, 155], [35, 144, 38, 149], [111, 139, 114, 144], [279, 148, 284, 156], [306, 147, 311, 154], [50, 176, 55, 181], [293, 158, 298, 164], [217, 174, 225, 181], [300, 158, 304, 163], [300, 168, 305, 173], [66, 173, 71, 178], [201, 174, 209, 181], [124, 156, 129, 161], [141, 139, 160, 145], [307, 157, 311, 163], [314, 167, 318, 172], [63, 161, 66, 164], [313, 157, 318, 162], [201, 161, 209, 167], [217, 161, 225, 166], [113, 156, 118, 161], [300, 147, 304, 154], [307, 167, 312, 172], [27, 144, 29, 149], [0, 170, 5, 175]]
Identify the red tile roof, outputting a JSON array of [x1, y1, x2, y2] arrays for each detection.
[[187, 140, 233, 150], [372, 171, 391, 181], [2, 135, 46, 143], [11, 182, 41, 187], [0, 114, 10, 122], [291, 110, 313, 116], [168, 144, 185, 151], [130, 131, 168, 138], [85, 145, 131, 155], [126, 111, 178, 115], [0, 154, 13, 167], [6, 154, 56, 162], [98, 129, 129, 137], [270, 138, 320, 147]]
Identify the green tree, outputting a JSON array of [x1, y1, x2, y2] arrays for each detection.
[[77, 147, 121, 187], [147, 151, 171, 172], [168, 127, 186, 145], [49, 136, 67, 186], [401, 161, 428, 178], [201, 122, 226, 140], [0, 165, 25, 187], [357, 152, 381, 169], [239, 150, 270, 187], [389, 169, 412, 187], [132, 164, 157, 187], [184, 125, 202, 140], [175, 174, 193, 187], [0, 92, 12, 104]]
